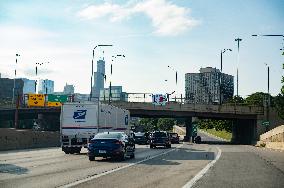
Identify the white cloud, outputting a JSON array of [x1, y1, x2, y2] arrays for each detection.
[[77, 0, 199, 36], [77, 2, 133, 22]]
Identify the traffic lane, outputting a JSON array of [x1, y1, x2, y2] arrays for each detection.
[[74, 143, 216, 188], [0, 144, 179, 188], [192, 145, 284, 188]]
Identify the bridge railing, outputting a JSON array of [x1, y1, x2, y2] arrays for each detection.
[[110, 101, 264, 115]]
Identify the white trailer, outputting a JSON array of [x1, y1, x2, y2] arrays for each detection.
[[60, 102, 130, 154]]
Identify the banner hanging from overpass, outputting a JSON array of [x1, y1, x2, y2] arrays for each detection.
[[152, 94, 168, 105]]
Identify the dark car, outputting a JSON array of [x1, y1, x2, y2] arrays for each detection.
[[169, 133, 180, 144], [149, 131, 171, 149], [134, 132, 149, 145], [87, 132, 135, 161]]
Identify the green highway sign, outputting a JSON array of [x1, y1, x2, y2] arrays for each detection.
[[48, 94, 68, 102], [261, 121, 270, 126]]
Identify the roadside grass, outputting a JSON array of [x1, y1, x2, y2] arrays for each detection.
[[200, 129, 232, 141]]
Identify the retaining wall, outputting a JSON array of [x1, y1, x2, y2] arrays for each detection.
[[258, 125, 284, 150], [0, 128, 60, 151]]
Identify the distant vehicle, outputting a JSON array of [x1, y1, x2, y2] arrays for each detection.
[[60, 102, 130, 154], [134, 132, 148, 145], [169, 133, 180, 144], [87, 132, 135, 161], [194, 136, 201, 144], [149, 131, 171, 149]]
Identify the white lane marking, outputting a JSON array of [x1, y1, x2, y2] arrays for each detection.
[[182, 146, 222, 188], [59, 145, 183, 188]]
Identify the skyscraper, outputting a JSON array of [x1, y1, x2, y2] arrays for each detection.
[[92, 59, 105, 98], [63, 83, 75, 95], [38, 79, 54, 94], [22, 78, 36, 94], [185, 67, 234, 104]]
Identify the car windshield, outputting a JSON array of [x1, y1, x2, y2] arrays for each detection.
[[94, 133, 122, 139], [153, 132, 167, 137]]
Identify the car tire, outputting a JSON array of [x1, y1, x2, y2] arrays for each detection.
[[130, 153, 135, 159], [69, 148, 75, 154], [119, 149, 127, 161], [150, 144, 154, 149], [168, 144, 171, 148], [89, 156, 95, 161]]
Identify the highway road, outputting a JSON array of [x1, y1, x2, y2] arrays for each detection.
[[1, 133, 284, 188], [0, 143, 215, 188]]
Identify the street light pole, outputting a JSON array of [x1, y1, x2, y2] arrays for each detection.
[[12, 54, 20, 104], [91, 44, 112, 101], [235, 38, 242, 96], [35, 62, 50, 94], [220, 49, 232, 104]]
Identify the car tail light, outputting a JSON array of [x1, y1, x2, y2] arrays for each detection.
[[114, 140, 123, 145], [88, 140, 97, 144]]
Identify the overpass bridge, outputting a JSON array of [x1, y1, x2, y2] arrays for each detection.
[[0, 102, 274, 144]]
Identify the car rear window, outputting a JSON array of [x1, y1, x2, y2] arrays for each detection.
[[153, 132, 167, 137], [170, 133, 178, 137], [94, 132, 122, 139]]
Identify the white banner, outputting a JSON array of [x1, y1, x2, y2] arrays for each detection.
[[152, 94, 168, 105]]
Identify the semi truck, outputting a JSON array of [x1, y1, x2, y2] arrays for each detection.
[[60, 102, 130, 154]]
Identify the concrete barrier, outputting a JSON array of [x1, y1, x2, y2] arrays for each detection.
[[0, 128, 60, 151], [257, 125, 284, 150]]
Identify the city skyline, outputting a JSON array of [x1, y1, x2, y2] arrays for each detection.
[[0, 0, 283, 97]]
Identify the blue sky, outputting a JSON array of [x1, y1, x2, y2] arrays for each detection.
[[0, 0, 283, 98]]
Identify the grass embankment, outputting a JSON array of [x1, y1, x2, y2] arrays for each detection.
[[200, 129, 232, 141]]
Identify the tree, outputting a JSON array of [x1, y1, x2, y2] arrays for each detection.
[[244, 92, 274, 106], [227, 95, 244, 104], [157, 118, 175, 131], [274, 63, 284, 119], [139, 118, 158, 132]]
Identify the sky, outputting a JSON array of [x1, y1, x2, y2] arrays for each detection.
[[0, 0, 283, 98]]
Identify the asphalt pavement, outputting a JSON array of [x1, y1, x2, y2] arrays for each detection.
[[1, 132, 284, 188]]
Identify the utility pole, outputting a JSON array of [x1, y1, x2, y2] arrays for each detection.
[[235, 38, 242, 96]]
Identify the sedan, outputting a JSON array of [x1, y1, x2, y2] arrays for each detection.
[[87, 132, 135, 161]]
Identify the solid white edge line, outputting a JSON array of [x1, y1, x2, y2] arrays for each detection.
[[182, 146, 222, 188], [59, 144, 184, 188]]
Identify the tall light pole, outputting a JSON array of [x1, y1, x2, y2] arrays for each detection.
[[35, 62, 50, 94], [12, 54, 20, 104], [91, 44, 112, 100], [235, 38, 242, 96], [220, 49, 232, 104], [109, 54, 125, 104], [167, 65, 178, 101]]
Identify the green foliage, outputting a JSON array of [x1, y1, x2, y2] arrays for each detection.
[[157, 118, 175, 131], [244, 92, 274, 107], [274, 63, 284, 120], [227, 95, 244, 104], [139, 118, 158, 132], [139, 118, 175, 132], [197, 119, 232, 133]]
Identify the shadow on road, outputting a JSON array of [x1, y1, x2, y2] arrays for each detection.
[[0, 164, 29, 175]]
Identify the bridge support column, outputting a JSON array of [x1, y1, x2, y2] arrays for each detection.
[[37, 114, 60, 131], [231, 119, 257, 144], [184, 117, 192, 142]]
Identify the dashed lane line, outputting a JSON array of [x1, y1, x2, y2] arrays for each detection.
[[182, 146, 222, 188], [58, 144, 184, 188]]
